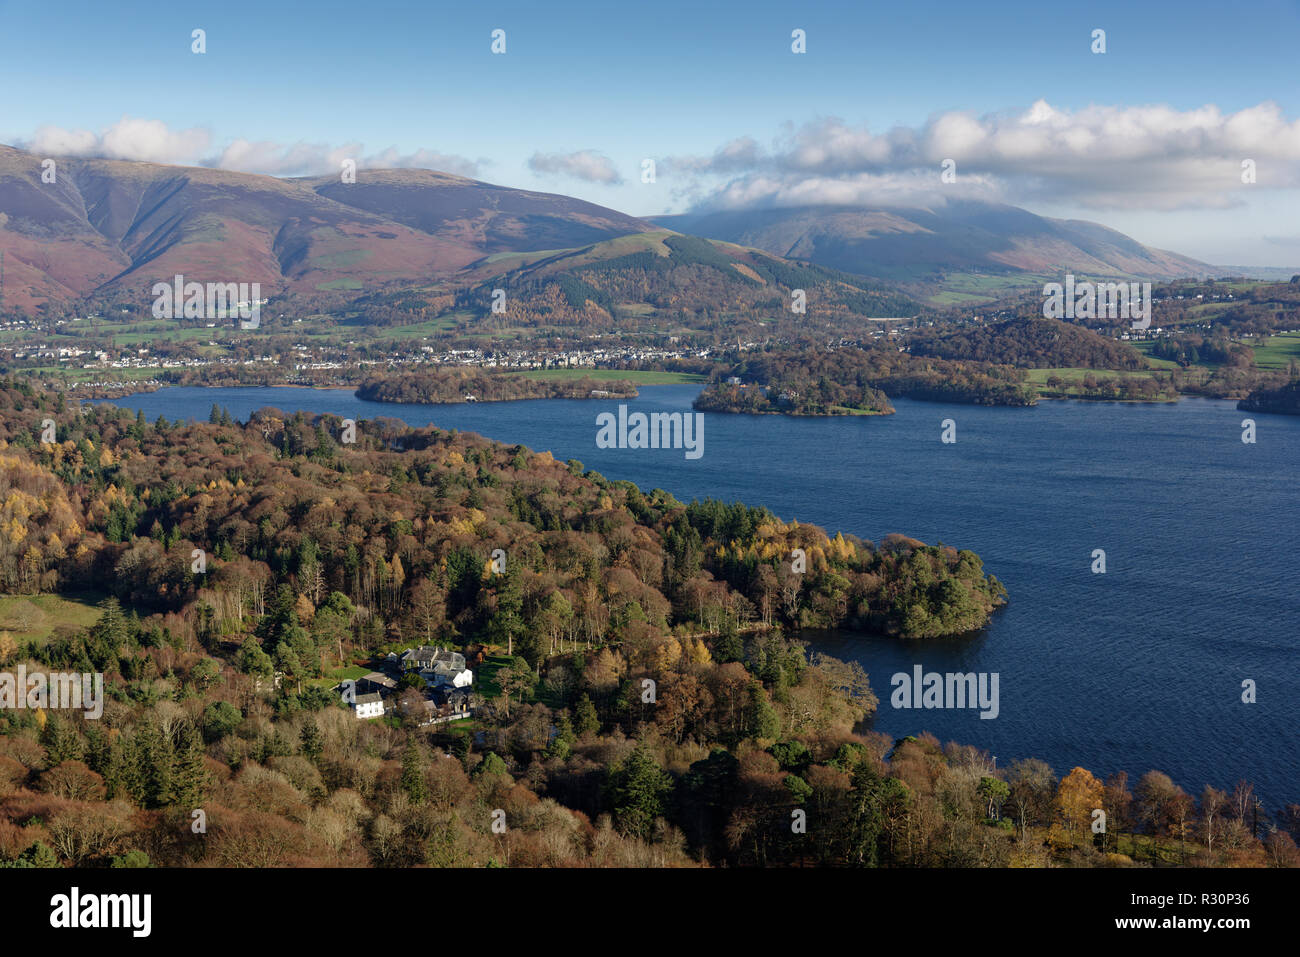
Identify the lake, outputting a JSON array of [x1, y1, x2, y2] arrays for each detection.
[[94, 384, 1300, 809]]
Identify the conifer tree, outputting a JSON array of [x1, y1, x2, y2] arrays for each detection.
[[401, 741, 427, 805], [171, 722, 209, 809]]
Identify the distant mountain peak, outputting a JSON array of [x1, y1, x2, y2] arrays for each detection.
[[0, 146, 652, 313], [652, 200, 1213, 301]]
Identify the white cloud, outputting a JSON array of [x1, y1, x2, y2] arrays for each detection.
[[705, 169, 1004, 210], [25, 126, 101, 157], [17, 117, 481, 178], [671, 100, 1300, 212], [212, 139, 354, 176], [28, 118, 211, 165], [214, 140, 483, 178], [362, 146, 482, 178], [527, 149, 623, 184]]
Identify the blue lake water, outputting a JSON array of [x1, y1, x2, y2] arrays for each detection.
[[94, 384, 1300, 809]]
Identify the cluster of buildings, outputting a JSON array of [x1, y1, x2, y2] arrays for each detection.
[[407, 342, 712, 369], [347, 646, 475, 726]]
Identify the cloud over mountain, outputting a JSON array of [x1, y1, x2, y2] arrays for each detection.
[[528, 149, 623, 184], [17, 117, 483, 178], [668, 100, 1300, 212], [27, 117, 212, 166]]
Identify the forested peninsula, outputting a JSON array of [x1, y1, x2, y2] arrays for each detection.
[[1238, 380, 1300, 415], [695, 347, 1037, 416]]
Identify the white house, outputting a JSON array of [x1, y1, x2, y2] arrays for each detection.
[[354, 692, 386, 720], [396, 646, 473, 689]]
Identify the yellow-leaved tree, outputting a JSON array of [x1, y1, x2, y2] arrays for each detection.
[[1055, 766, 1104, 847]]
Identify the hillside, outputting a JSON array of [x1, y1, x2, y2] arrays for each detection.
[[448, 229, 920, 331], [908, 317, 1147, 370], [654, 200, 1213, 302], [0, 146, 652, 314], [0, 146, 1218, 323], [299, 167, 649, 254]]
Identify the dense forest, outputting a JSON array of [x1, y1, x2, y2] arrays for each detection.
[[356, 368, 637, 404], [693, 380, 893, 417], [908, 318, 1145, 370], [695, 346, 1038, 415], [0, 379, 1293, 869], [1239, 380, 1300, 415], [1146, 333, 1250, 368]]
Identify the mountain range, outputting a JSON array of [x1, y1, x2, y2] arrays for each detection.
[[0, 145, 650, 314], [653, 201, 1212, 288], [0, 144, 1217, 316]]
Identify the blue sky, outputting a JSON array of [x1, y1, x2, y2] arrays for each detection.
[[2, 0, 1299, 265]]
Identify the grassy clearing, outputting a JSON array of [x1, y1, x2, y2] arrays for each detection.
[[1251, 331, 1300, 370], [52, 318, 231, 344], [1023, 366, 1180, 401], [31, 366, 162, 384], [926, 290, 997, 306], [435, 718, 481, 740], [326, 664, 370, 681], [306, 662, 372, 691], [1129, 341, 1181, 369], [101, 326, 221, 346], [827, 405, 890, 415], [913, 271, 1059, 306], [474, 655, 513, 698], [1112, 832, 1200, 865], [357, 316, 462, 340], [1023, 367, 1156, 383], [482, 246, 574, 265], [615, 303, 657, 316], [0, 591, 107, 644]]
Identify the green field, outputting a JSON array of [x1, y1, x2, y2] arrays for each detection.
[[51, 318, 224, 345], [350, 315, 463, 340], [102, 326, 220, 346], [29, 366, 163, 384], [482, 246, 574, 265], [306, 662, 371, 691], [1023, 366, 1178, 400], [1129, 342, 1182, 369], [1251, 331, 1300, 370], [327, 664, 370, 681], [827, 405, 890, 415], [473, 655, 514, 698], [914, 271, 1061, 307], [1024, 367, 1159, 383], [0, 591, 107, 645]]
